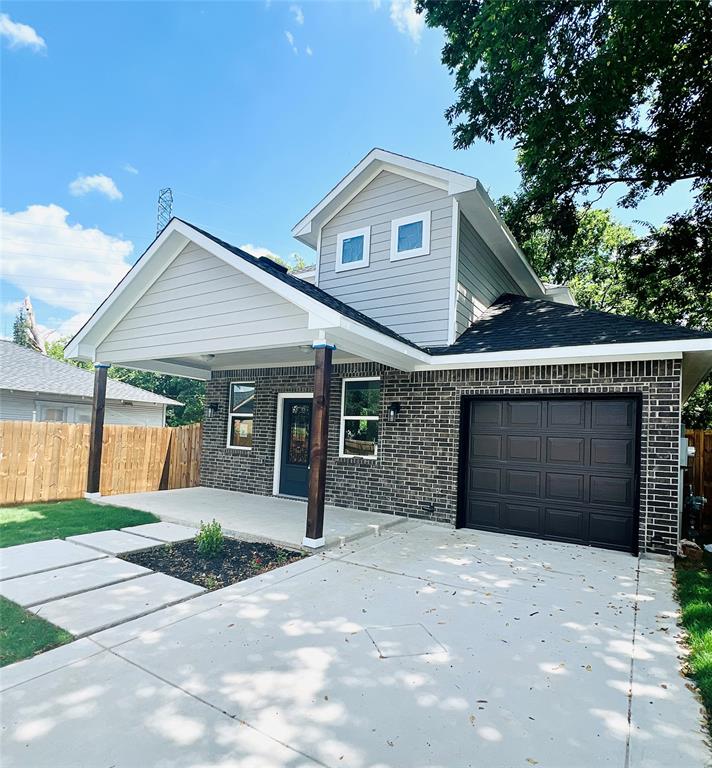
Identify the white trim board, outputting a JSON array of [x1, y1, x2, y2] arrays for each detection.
[[272, 392, 313, 497]]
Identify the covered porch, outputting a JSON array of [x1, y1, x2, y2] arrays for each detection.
[[97, 487, 405, 550]]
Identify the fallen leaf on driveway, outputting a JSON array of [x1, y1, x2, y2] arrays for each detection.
[[526, 759, 539, 765]]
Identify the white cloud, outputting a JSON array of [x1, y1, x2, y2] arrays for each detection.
[[122, 163, 139, 175], [371, 0, 382, 8], [239, 243, 281, 262], [0, 13, 46, 51], [290, 4, 304, 25], [69, 174, 123, 201], [389, 0, 424, 43], [284, 30, 297, 54], [0, 204, 134, 334], [306, 45, 313, 56]]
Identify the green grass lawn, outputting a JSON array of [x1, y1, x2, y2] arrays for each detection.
[[0, 596, 73, 667], [676, 564, 712, 731], [0, 499, 159, 548]]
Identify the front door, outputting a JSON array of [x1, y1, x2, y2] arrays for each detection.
[[279, 398, 312, 497]]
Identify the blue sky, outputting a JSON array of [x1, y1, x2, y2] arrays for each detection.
[[0, 1, 693, 340]]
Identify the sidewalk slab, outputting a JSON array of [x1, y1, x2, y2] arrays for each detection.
[[66, 529, 163, 555], [31, 573, 205, 636], [0, 557, 150, 607], [0, 539, 106, 581], [121, 522, 196, 543], [0, 638, 102, 693]]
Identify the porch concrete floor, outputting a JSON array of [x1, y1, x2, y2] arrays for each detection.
[[1, 523, 708, 767], [99, 486, 405, 549]]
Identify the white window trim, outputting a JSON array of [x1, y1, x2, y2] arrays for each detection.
[[335, 226, 371, 273], [226, 381, 255, 451], [390, 210, 431, 262], [339, 376, 380, 459]]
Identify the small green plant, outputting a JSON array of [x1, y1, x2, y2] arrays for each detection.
[[196, 519, 224, 558], [202, 574, 220, 590]]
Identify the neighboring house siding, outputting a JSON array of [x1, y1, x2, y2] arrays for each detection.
[[456, 212, 522, 337], [201, 358, 681, 556], [0, 390, 165, 425], [318, 171, 453, 347], [97, 243, 309, 360]]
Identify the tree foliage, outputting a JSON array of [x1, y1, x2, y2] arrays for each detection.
[[420, 0, 712, 426]]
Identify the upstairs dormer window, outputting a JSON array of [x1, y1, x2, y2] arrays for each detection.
[[390, 211, 431, 261], [335, 226, 370, 272]]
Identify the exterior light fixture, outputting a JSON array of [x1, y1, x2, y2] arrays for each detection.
[[207, 402, 220, 419], [387, 402, 401, 423]]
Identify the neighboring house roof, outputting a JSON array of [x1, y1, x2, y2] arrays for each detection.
[[428, 294, 712, 355], [0, 341, 181, 405], [184, 220, 423, 351]]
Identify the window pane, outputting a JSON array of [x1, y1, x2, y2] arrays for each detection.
[[287, 403, 311, 465], [341, 235, 364, 264], [43, 408, 65, 422], [342, 419, 378, 456], [230, 383, 255, 414], [344, 379, 380, 417], [229, 415, 253, 448], [397, 220, 423, 252]]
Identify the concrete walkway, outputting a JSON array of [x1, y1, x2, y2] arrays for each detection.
[[1, 522, 708, 767], [101, 486, 405, 548]]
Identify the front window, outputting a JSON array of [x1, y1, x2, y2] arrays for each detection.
[[336, 226, 370, 272], [227, 382, 254, 449], [390, 211, 431, 261], [340, 378, 380, 458]]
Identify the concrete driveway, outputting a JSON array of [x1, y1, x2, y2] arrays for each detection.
[[1, 522, 708, 768]]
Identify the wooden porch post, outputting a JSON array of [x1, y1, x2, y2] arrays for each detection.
[[303, 343, 335, 548], [86, 363, 110, 496]]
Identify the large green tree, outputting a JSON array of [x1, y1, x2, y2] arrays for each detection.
[[419, 0, 712, 425]]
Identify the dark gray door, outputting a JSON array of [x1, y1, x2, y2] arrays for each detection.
[[279, 398, 312, 497], [465, 398, 638, 552]]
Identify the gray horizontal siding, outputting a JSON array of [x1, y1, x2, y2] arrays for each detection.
[[97, 243, 309, 360], [318, 170, 452, 347], [0, 390, 164, 426], [456, 212, 522, 337]]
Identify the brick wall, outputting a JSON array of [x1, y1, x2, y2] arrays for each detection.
[[202, 359, 682, 554]]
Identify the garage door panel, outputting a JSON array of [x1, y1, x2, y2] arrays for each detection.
[[507, 401, 542, 428], [502, 503, 541, 534], [505, 469, 541, 497], [589, 512, 633, 550], [548, 400, 586, 428], [472, 401, 502, 426], [507, 435, 541, 462], [590, 438, 633, 468], [547, 436, 585, 465], [470, 467, 500, 493], [590, 475, 633, 507], [471, 433, 502, 461], [543, 507, 585, 541], [545, 472, 585, 502], [466, 397, 638, 552], [466, 498, 500, 528], [592, 400, 634, 430]]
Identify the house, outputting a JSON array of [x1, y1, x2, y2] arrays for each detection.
[[65, 149, 712, 556], [0, 340, 180, 426]]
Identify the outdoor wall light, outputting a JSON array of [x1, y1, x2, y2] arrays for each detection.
[[207, 402, 220, 419], [387, 402, 401, 423]]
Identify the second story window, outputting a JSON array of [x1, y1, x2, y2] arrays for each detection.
[[390, 211, 431, 261], [335, 226, 370, 272]]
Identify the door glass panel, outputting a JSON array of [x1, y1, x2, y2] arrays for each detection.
[[287, 404, 310, 465]]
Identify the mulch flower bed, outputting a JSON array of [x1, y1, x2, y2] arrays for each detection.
[[121, 538, 305, 591]]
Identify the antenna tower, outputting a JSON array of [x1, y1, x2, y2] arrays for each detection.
[[156, 187, 173, 235]]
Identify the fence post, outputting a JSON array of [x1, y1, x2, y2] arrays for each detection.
[[86, 363, 110, 496]]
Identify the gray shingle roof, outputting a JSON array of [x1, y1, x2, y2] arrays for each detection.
[[428, 294, 712, 355], [0, 341, 181, 404]]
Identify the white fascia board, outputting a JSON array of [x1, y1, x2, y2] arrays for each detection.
[[292, 149, 478, 248], [65, 226, 190, 361], [329, 319, 429, 371], [417, 338, 712, 371]]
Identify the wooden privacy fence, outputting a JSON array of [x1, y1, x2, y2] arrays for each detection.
[[685, 429, 712, 515], [0, 421, 202, 506]]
